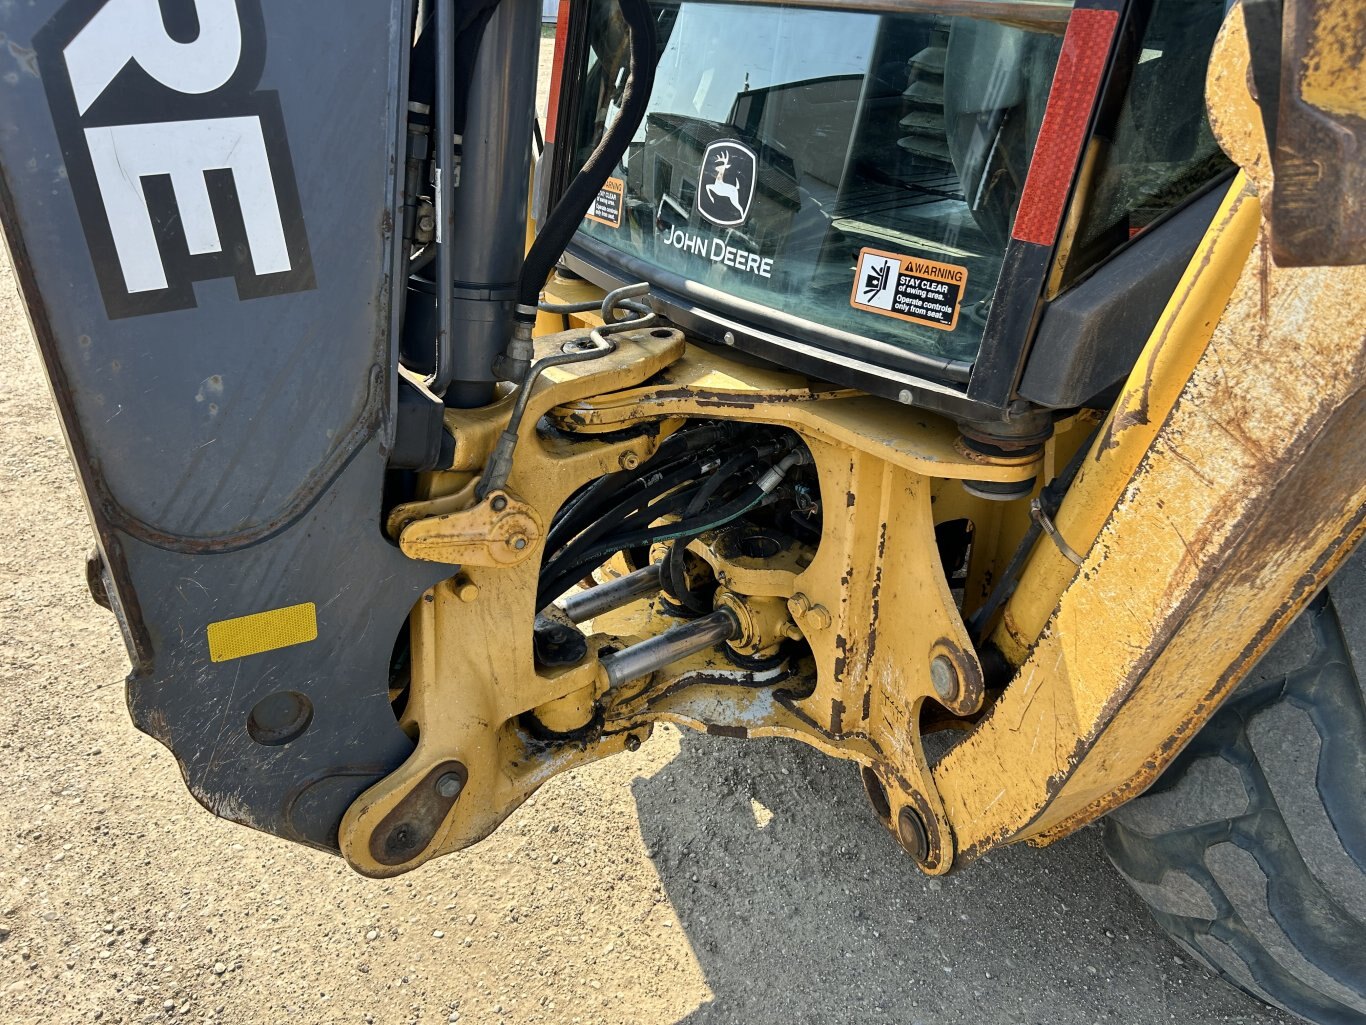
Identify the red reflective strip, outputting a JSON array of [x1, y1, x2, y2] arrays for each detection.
[[1010, 7, 1118, 246], [543, 0, 573, 144]]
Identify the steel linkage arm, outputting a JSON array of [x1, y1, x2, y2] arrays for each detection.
[[934, 1, 1366, 855]]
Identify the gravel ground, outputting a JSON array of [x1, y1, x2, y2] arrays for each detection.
[[0, 30, 1300, 1025]]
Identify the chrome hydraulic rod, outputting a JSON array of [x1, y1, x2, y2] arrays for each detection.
[[428, 0, 456, 397], [558, 563, 664, 623], [600, 608, 740, 690]]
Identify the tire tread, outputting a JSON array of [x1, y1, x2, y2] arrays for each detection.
[[1106, 569, 1366, 1025]]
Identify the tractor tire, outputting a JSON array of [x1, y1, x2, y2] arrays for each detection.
[[1104, 548, 1366, 1025]]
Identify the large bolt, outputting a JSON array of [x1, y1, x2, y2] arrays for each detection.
[[491, 495, 508, 513], [897, 806, 929, 861], [436, 772, 465, 799], [787, 593, 831, 630], [456, 580, 479, 603], [510, 535, 528, 551], [930, 654, 960, 702], [619, 451, 641, 471]]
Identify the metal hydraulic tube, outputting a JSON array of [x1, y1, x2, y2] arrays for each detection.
[[558, 563, 665, 623], [600, 609, 741, 690], [444, 0, 542, 408]]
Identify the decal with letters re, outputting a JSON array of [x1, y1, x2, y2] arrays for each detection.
[[35, 0, 314, 319]]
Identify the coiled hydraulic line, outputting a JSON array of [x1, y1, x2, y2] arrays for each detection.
[[536, 426, 811, 612]]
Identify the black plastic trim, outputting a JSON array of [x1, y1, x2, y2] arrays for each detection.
[[1019, 183, 1224, 409], [561, 241, 1011, 424]]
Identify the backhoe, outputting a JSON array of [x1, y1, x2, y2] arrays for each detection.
[[1, 0, 1363, 1019]]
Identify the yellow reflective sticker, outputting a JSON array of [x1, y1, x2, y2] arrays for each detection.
[[207, 602, 318, 663]]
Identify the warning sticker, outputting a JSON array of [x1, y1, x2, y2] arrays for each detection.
[[586, 176, 625, 229], [850, 248, 968, 332]]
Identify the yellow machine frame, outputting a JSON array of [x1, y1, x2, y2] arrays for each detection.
[[336, 2, 1366, 878]]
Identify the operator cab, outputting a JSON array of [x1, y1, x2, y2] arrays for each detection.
[[546, 0, 1234, 421]]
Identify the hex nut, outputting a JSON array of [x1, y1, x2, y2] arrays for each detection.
[[436, 772, 465, 799]]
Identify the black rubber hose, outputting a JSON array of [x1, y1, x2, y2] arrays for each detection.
[[538, 487, 769, 609], [665, 449, 760, 612], [612, 482, 707, 534], [548, 474, 630, 552], [541, 460, 707, 585], [537, 484, 710, 610], [546, 424, 735, 555], [547, 449, 699, 554], [548, 432, 697, 550], [515, 0, 657, 314], [547, 452, 705, 556], [539, 490, 769, 609]]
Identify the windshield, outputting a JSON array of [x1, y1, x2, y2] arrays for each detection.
[[565, 0, 1071, 365]]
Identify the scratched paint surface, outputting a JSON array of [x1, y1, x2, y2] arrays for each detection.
[[0, 30, 1300, 1025], [936, 226, 1366, 852]]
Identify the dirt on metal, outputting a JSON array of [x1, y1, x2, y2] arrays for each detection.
[[0, 35, 1297, 1025], [1, 249, 1306, 1025]]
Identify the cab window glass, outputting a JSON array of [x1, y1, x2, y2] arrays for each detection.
[[566, 0, 1072, 364], [1061, 0, 1233, 287]]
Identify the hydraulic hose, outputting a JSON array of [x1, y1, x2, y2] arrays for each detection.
[[545, 424, 743, 560], [546, 423, 736, 555], [547, 459, 713, 567], [543, 423, 737, 557], [665, 444, 783, 612], [538, 450, 808, 609], [547, 454, 693, 556], [512, 0, 657, 321], [538, 491, 772, 610]]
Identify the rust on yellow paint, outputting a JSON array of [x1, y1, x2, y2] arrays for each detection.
[[1299, 0, 1366, 119], [991, 175, 1261, 666], [1205, 4, 1272, 191], [933, 0, 1366, 852], [338, 328, 1044, 876], [339, 0, 1366, 879], [939, 237, 1366, 853]]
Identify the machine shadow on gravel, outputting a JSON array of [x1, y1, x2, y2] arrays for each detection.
[[630, 731, 1296, 1025]]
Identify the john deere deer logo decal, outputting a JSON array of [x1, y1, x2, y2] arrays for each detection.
[[697, 140, 756, 228]]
